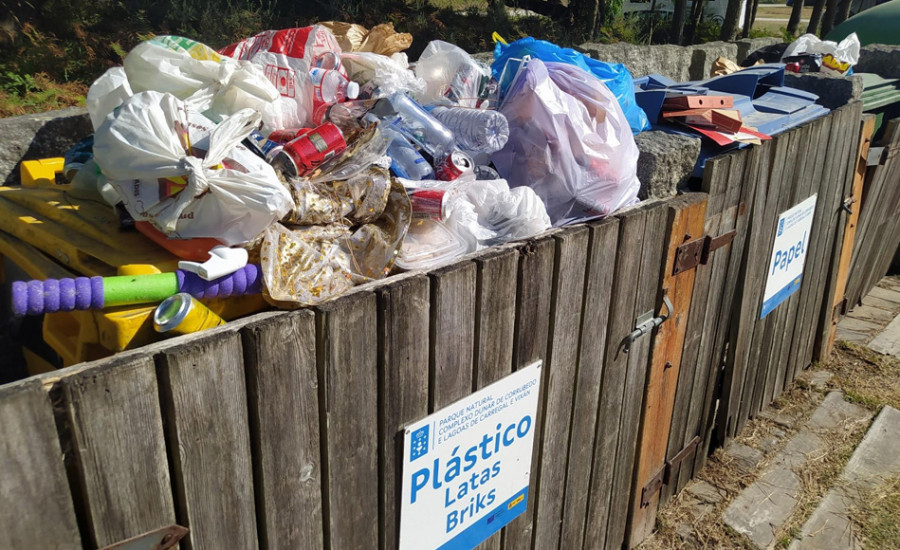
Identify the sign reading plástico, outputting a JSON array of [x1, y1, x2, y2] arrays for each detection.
[[399, 362, 542, 550]]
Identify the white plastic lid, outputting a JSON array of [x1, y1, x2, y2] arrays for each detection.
[[346, 81, 360, 100], [395, 219, 467, 271]]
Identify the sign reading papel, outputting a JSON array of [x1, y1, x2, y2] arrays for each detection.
[[761, 195, 817, 318], [399, 362, 542, 550]]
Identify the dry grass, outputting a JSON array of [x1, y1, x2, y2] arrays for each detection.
[[827, 341, 900, 412], [851, 476, 900, 549]]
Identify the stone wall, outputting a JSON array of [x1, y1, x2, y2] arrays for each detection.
[[0, 108, 91, 186], [855, 44, 900, 79]]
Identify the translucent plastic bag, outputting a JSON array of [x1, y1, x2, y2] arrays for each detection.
[[491, 59, 640, 226], [93, 91, 292, 246], [342, 51, 426, 99], [782, 33, 860, 76], [492, 37, 650, 133], [414, 41, 491, 108], [261, 179, 411, 306]]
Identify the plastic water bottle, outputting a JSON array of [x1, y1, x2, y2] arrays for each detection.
[[429, 106, 509, 155], [310, 68, 360, 123], [382, 92, 455, 160], [384, 128, 434, 180]]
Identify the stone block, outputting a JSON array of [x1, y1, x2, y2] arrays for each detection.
[[733, 37, 785, 64], [685, 480, 724, 504], [634, 131, 701, 199], [867, 285, 900, 305], [849, 304, 895, 324], [854, 44, 900, 79], [0, 107, 92, 186], [689, 41, 740, 80], [806, 391, 870, 432], [783, 72, 863, 110], [723, 465, 800, 549], [868, 313, 900, 358], [723, 441, 764, 476]]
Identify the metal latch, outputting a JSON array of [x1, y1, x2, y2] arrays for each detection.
[[841, 197, 856, 215], [867, 146, 886, 166], [100, 525, 189, 550], [640, 436, 702, 507], [623, 295, 674, 353], [673, 230, 737, 275]]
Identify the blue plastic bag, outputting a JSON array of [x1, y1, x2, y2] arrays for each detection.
[[493, 37, 650, 133]]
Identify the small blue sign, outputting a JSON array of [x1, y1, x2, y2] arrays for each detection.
[[410, 425, 430, 462]]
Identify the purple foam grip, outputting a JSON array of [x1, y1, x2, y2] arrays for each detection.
[[176, 264, 262, 299], [11, 276, 105, 316]]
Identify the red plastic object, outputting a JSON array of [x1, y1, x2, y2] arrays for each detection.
[[136, 222, 220, 262]]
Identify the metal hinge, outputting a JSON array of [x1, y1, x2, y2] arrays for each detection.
[[640, 436, 702, 507], [833, 298, 849, 322], [673, 230, 737, 275], [623, 295, 674, 353], [99, 525, 188, 550], [867, 146, 886, 166]]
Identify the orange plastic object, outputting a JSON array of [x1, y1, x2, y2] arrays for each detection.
[[135, 221, 221, 262]]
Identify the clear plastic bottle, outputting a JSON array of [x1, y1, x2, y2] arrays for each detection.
[[310, 68, 360, 124], [429, 106, 510, 155], [325, 98, 381, 132], [383, 128, 434, 180], [382, 92, 455, 160]]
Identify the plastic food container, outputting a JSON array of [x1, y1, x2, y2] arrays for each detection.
[[395, 218, 467, 271]]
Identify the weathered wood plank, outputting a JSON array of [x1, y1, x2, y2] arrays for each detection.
[[473, 248, 519, 550], [502, 237, 556, 550], [242, 311, 323, 550], [157, 332, 258, 550], [315, 292, 379, 550], [627, 194, 707, 547], [430, 262, 477, 408], [62, 356, 175, 547], [378, 275, 430, 550], [605, 202, 669, 550], [0, 379, 81, 549], [558, 217, 619, 550], [664, 152, 741, 499], [531, 226, 590, 550], [583, 205, 649, 550]]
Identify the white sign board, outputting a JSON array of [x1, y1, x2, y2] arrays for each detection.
[[399, 362, 542, 550], [761, 194, 817, 318]]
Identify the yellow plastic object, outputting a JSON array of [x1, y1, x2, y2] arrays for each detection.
[[20, 158, 65, 187], [0, 185, 268, 367]]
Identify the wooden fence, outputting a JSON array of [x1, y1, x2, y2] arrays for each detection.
[[1, 102, 891, 550]]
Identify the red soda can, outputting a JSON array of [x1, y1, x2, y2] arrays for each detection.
[[409, 189, 446, 220], [272, 123, 346, 177], [435, 151, 474, 181], [267, 128, 312, 144]]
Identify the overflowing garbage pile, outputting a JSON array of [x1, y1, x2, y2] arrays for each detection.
[[19, 24, 647, 321]]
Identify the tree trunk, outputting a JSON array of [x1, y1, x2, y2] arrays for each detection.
[[570, 0, 600, 41], [672, 0, 689, 44], [686, 0, 707, 43], [741, 0, 759, 37], [720, 0, 744, 40], [787, 0, 805, 34], [807, 0, 827, 34], [834, 0, 853, 26], [820, 0, 839, 36]]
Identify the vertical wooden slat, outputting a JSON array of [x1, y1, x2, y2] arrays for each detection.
[[531, 226, 590, 550], [605, 203, 669, 550], [430, 262, 477, 408], [812, 102, 866, 363], [665, 152, 738, 499], [378, 275, 430, 550], [0, 379, 81, 549], [559, 217, 619, 550], [503, 237, 556, 550], [242, 311, 323, 550], [316, 292, 379, 550], [63, 356, 175, 547], [473, 248, 519, 550], [627, 194, 707, 547], [823, 114, 877, 355], [157, 332, 258, 550], [584, 207, 650, 550]]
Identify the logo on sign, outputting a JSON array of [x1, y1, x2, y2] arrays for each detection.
[[411, 426, 430, 462]]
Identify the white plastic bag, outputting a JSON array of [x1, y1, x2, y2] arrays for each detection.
[[93, 91, 292, 246], [782, 32, 860, 76], [492, 59, 640, 226], [413, 40, 490, 108], [86, 67, 133, 130]]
